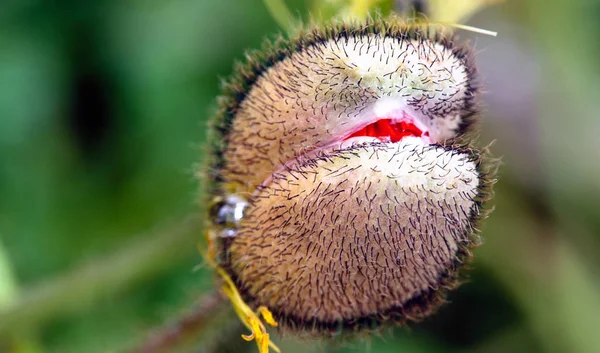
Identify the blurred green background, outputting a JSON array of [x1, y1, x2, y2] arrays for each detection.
[[1, 0, 600, 352]]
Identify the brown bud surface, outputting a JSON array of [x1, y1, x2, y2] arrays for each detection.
[[229, 142, 485, 332], [208, 19, 494, 335]]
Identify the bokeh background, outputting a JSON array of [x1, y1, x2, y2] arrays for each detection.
[[1, 0, 599, 352]]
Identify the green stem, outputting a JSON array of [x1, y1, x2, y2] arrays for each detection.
[[263, 0, 297, 33], [127, 290, 228, 353], [0, 214, 204, 338]]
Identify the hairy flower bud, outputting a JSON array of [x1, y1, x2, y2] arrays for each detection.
[[206, 19, 494, 336]]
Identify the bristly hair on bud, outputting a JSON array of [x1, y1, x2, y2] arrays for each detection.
[[209, 18, 481, 191], [202, 16, 496, 351]]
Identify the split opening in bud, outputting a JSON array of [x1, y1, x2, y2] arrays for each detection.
[[339, 107, 433, 147], [345, 118, 429, 143]]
